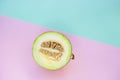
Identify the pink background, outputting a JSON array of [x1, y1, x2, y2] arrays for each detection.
[[1, 15, 120, 80]]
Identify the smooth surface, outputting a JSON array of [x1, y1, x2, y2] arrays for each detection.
[[0, 0, 120, 46], [1, 15, 120, 80]]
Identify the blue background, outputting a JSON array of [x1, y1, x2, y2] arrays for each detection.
[[0, 0, 120, 47]]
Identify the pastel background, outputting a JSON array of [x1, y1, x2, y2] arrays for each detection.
[[0, 0, 120, 80]]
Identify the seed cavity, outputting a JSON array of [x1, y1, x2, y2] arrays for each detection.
[[39, 48, 62, 61], [39, 41, 64, 61], [41, 41, 64, 52]]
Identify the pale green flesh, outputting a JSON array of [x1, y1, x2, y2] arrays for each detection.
[[32, 31, 72, 70]]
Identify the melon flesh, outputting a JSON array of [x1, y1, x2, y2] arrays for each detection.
[[32, 31, 72, 70]]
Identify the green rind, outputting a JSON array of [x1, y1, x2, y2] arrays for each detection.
[[32, 31, 72, 70]]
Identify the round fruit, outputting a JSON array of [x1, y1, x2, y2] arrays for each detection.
[[32, 31, 73, 70]]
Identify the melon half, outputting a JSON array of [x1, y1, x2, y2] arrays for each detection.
[[32, 31, 73, 70]]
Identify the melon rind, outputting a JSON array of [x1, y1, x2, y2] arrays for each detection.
[[32, 31, 72, 70]]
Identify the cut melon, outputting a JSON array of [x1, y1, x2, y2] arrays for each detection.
[[32, 31, 73, 70]]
